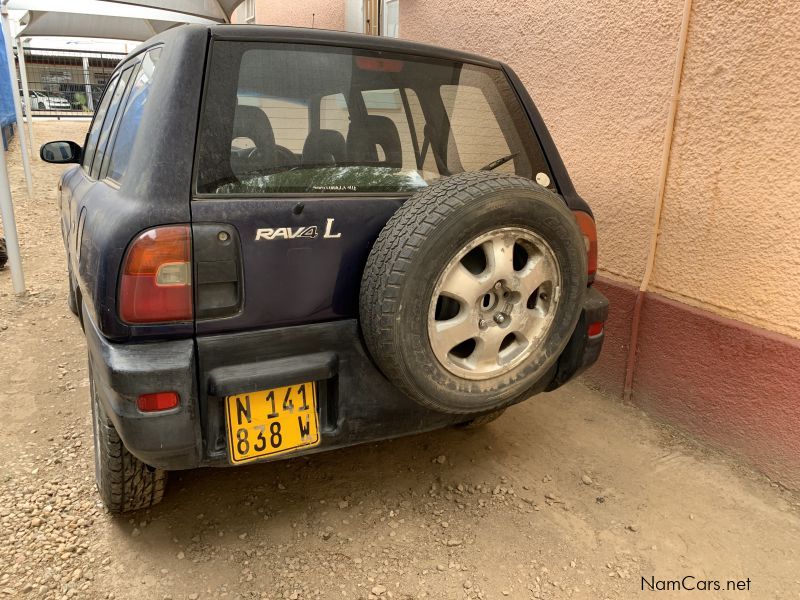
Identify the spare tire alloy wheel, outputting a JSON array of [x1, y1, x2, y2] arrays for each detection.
[[360, 172, 587, 415], [429, 227, 560, 380]]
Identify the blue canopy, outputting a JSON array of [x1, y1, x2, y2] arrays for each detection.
[[0, 23, 15, 128]]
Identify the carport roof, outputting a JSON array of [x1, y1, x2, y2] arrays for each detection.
[[18, 10, 186, 41], [7, 0, 245, 24], [102, 0, 243, 22]]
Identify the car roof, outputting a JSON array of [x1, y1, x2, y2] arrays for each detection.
[[209, 24, 504, 70], [128, 25, 505, 74]]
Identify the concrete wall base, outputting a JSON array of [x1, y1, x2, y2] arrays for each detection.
[[584, 277, 800, 490]]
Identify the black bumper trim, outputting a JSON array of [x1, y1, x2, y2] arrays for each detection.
[[207, 352, 339, 397], [83, 305, 201, 470], [546, 286, 609, 391]]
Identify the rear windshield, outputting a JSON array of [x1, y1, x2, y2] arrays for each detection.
[[195, 42, 552, 195]]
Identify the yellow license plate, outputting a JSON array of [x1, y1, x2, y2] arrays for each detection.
[[225, 382, 320, 464]]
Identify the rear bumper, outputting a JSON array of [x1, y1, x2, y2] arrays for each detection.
[[83, 306, 202, 469], [85, 287, 608, 470], [546, 286, 609, 391]]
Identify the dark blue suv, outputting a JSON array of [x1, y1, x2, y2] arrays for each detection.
[[40, 25, 608, 513]]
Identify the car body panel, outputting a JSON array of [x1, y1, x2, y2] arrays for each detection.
[[191, 195, 405, 333], [60, 26, 208, 341]]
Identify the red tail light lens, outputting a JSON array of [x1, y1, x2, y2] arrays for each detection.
[[587, 321, 604, 337], [573, 211, 598, 282], [137, 391, 180, 412], [119, 225, 193, 323]]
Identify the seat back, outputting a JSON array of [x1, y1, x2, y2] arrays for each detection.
[[231, 105, 277, 176], [347, 115, 403, 168], [302, 129, 347, 166]]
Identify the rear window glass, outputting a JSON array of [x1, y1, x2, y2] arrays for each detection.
[[195, 42, 552, 196]]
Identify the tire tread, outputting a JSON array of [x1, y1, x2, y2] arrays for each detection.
[[93, 385, 167, 513]]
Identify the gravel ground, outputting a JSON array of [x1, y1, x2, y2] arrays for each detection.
[[1, 121, 799, 600]]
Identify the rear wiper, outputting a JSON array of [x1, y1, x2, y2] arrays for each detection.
[[480, 153, 518, 171]]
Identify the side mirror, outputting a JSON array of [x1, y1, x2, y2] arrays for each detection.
[[40, 140, 82, 164]]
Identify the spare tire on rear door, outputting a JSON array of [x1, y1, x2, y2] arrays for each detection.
[[360, 172, 587, 414]]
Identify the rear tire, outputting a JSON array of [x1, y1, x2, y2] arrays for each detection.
[[90, 367, 167, 513], [0, 238, 7, 270]]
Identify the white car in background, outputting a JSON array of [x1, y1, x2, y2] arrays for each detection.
[[20, 89, 71, 111]]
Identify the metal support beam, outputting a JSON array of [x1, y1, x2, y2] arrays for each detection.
[[1, 4, 33, 197], [0, 124, 25, 295], [82, 55, 94, 112], [15, 36, 34, 155]]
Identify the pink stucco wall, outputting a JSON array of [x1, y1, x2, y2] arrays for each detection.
[[400, 0, 683, 289], [234, 0, 345, 30], [649, 0, 800, 338], [400, 0, 800, 339], [243, 0, 800, 339]]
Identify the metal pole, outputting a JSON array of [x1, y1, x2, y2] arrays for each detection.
[[82, 56, 94, 112], [16, 36, 34, 155], [0, 130, 25, 295], [0, 6, 33, 197]]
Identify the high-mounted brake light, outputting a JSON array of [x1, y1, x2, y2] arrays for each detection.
[[572, 211, 598, 283], [119, 225, 193, 323], [355, 56, 404, 72]]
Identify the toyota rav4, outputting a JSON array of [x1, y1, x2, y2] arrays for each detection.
[[41, 25, 608, 513]]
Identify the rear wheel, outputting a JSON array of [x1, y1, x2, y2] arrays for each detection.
[[0, 238, 7, 270], [90, 367, 167, 513]]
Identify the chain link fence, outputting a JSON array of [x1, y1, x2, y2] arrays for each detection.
[[15, 47, 124, 118]]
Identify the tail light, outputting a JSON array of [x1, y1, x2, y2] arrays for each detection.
[[573, 211, 598, 283], [587, 321, 604, 337], [119, 225, 193, 323], [137, 391, 180, 412]]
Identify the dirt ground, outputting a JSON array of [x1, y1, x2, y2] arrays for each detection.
[[1, 121, 799, 600]]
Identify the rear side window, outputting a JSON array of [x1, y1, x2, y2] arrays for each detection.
[[195, 42, 552, 195], [90, 66, 134, 180], [106, 48, 162, 183], [82, 74, 120, 173]]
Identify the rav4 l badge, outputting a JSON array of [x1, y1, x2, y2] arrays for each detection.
[[255, 218, 342, 241]]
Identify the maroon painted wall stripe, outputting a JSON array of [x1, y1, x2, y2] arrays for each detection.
[[583, 277, 800, 489]]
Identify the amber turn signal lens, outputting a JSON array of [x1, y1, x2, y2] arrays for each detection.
[[123, 226, 191, 277], [572, 211, 598, 281]]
